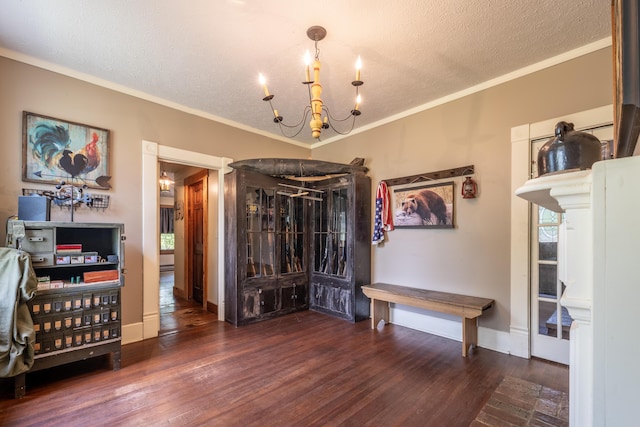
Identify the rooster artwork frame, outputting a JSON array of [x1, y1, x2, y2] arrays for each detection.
[[22, 111, 111, 190]]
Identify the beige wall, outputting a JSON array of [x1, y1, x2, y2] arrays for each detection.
[[0, 56, 309, 326], [313, 47, 613, 334], [0, 46, 613, 342]]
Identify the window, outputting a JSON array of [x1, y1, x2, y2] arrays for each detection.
[[160, 206, 174, 253]]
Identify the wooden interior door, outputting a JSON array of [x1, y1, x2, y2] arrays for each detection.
[[185, 170, 208, 305]]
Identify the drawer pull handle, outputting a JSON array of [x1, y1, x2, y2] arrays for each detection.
[[28, 236, 44, 242], [31, 256, 45, 262]]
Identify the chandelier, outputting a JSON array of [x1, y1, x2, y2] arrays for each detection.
[[258, 26, 363, 140]]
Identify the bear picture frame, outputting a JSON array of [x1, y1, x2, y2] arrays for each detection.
[[391, 181, 454, 229]]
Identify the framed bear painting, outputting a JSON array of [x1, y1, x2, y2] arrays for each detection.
[[391, 181, 454, 229]]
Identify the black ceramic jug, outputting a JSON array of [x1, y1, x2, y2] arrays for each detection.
[[537, 121, 602, 177]]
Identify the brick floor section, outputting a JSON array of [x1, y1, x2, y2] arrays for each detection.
[[470, 376, 569, 427]]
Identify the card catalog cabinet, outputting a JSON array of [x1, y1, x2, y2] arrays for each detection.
[[8, 221, 124, 398], [224, 169, 370, 325]]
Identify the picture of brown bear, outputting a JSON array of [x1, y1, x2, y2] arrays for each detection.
[[401, 189, 448, 225]]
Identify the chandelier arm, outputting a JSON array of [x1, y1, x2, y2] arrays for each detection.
[[277, 106, 311, 129], [275, 108, 312, 138], [326, 114, 357, 136], [323, 106, 358, 123]]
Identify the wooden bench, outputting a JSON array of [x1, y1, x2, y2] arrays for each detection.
[[361, 283, 494, 357]]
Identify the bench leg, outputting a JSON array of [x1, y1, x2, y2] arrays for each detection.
[[462, 317, 478, 357], [370, 298, 389, 329]]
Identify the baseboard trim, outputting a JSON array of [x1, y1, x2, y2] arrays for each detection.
[[390, 306, 511, 355], [207, 301, 218, 315], [122, 322, 143, 345]]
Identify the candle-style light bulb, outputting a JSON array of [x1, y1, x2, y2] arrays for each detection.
[[259, 73, 270, 97], [304, 50, 311, 82], [355, 56, 362, 81], [355, 94, 361, 111]]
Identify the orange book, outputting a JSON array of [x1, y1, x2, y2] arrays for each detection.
[[83, 270, 119, 283]]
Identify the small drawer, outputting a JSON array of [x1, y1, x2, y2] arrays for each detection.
[[92, 294, 101, 308], [109, 291, 119, 305], [42, 299, 53, 314], [73, 331, 84, 347], [109, 322, 120, 339], [29, 253, 54, 267], [41, 316, 53, 334], [53, 316, 63, 332], [92, 326, 102, 343], [92, 309, 102, 325], [30, 300, 42, 316], [63, 332, 73, 348], [53, 333, 64, 351], [73, 312, 83, 328], [73, 295, 83, 310], [41, 337, 53, 354], [21, 228, 54, 253], [101, 293, 111, 306], [82, 312, 92, 327], [33, 338, 42, 355], [82, 293, 92, 310], [63, 315, 73, 329], [62, 296, 73, 311], [83, 328, 93, 345]]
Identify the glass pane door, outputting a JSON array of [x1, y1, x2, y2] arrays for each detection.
[[245, 187, 275, 278], [531, 204, 570, 364], [528, 123, 612, 364]]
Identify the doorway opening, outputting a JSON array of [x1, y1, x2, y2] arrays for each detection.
[[158, 163, 216, 335], [141, 140, 231, 341]]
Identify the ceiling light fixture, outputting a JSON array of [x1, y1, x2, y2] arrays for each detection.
[[159, 171, 174, 192], [258, 26, 363, 140]]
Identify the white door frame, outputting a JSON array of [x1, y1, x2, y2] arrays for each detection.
[[509, 105, 612, 358], [140, 140, 232, 340]]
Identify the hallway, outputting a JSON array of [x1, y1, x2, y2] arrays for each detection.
[[159, 270, 218, 335]]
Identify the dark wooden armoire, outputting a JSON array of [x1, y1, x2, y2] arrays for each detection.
[[224, 160, 371, 326]]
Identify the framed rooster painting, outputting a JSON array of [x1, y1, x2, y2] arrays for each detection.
[[22, 112, 111, 189]]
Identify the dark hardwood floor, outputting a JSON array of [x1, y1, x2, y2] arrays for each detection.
[[159, 270, 218, 335], [1, 276, 568, 426]]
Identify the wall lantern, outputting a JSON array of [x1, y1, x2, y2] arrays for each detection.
[[159, 171, 174, 192], [462, 176, 478, 199]]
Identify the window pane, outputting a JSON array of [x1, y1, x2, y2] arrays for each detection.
[[538, 299, 556, 337], [538, 206, 558, 224], [160, 233, 174, 251], [538, 226, 558, 261], [538, 264, 557, 298]]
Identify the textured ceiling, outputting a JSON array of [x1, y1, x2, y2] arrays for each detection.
[[0, 0, 612, 146]]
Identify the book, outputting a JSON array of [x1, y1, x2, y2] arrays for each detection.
[[83, 270, 119, 283]]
